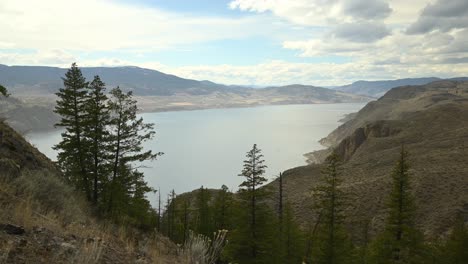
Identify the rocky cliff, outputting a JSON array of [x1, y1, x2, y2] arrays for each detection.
[[271, 80, 468, 240]]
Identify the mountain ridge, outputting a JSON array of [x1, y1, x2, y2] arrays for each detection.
[[271, 80, 468, 238], [334, 77, 468, 97], [0, 64, 370, 133]]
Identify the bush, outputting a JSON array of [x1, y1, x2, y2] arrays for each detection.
[[13, 170, 88, 224]]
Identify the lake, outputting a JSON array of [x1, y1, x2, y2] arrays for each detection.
[[26, 103, 364, 202]]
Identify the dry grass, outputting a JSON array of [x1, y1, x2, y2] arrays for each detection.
[[72, 239, 104, 264], [0, 169, 181, 263]]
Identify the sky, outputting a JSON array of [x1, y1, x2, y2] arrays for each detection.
[[1, 0, 468, 86]]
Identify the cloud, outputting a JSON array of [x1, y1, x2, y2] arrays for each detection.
[[0, 49, 77, 66], [342, 0, 392, 20], [407, 0, 468, 34], [229, 0, 393, 26], [155, 59, 468, 86], [229, 0, 394, 44], [2, 0, 468, 86], [332, 22, 391, 42], [0, 0, 284, 51]]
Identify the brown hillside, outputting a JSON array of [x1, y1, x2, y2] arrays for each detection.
[[0, 121, 181, 263], [271, 81, 468, 240]]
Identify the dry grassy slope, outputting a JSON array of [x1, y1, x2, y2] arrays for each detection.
[[0, 121, 181, 263], [0, 96, 59, 133], [271, 80, 468, 240], [0, 121, 60, 176], [321, 80, 467, 147]]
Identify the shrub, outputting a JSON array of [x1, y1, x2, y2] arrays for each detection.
[[13, 170, 88, 224], [181, 230, 228, 264]]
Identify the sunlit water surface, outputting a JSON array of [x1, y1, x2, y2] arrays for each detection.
[[27, 103, 364, 202]]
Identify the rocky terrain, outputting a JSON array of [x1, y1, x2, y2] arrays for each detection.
[[272, 80, 468, 240], [0, 121, 181, 263]]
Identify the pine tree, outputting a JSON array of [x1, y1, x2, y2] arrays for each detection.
[[370, 146, 425, 264], [226, 144, 280, 264], [239, 144, 268, 260], [167, 190, 177, 240], [106, 87, 162, 218], [84, 75, 110, 206], [439, 215, 468, 264], [311, 152, 353, 264], [54, 63, 91, 200], [157, 187, 162, 231], [277, 172, 305, 263], [182, 198, 190, 243], [213, 184, 233, 231], [0, 84, 9, 97], [196, 186, 213, 237], [282, 203, 306, 264]]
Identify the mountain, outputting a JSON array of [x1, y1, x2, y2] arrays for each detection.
[[272, 80, 468, 238], [0, 64, 241, 96], [334, 77, 441, 97], [334, 77, 468, 98], [0, 65, 371, 132]]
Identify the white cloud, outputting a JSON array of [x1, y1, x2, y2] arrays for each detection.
[[159, 59, 468, 86], [1, 0, 468, 86], [229, 0, 394, 25], [0, 0, 281, 51]]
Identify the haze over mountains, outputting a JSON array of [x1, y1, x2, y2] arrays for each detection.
[[334, 77, 468, 97], [1, 63, 467, 133], [0, 64, 369, 132], [2, 64, 467, 98]]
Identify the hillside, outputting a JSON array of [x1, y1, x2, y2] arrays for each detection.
[[0, 121, 181, 263], [273, 80, 468, 239], [0, 96, 59, 133], [334, 77, 468, 98], [0, 64, 236, 96]]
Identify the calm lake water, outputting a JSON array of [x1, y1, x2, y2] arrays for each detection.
[[27, 103, 364, 202]]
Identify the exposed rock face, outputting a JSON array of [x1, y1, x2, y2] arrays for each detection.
[[334, 120, 402, 161], [270, 80, 468, 239]]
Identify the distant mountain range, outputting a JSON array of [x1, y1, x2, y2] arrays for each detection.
[[0, 64, 242, 96], [333, 77, 468, 97], [0, 64, 370, 132], [2, 64, 467, 99]]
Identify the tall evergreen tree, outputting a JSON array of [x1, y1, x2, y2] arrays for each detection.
[[84, 75, 110, 206], [226, 144, 280, 264], [239, 144, 268, 260], [54, 63, 91, 200], [196, 186, 213, 237], [435, 215, 468, 264], [157, 187, 162, 231], [106, 87, 162, 218], [370, 146, 425, 264], [282, 203, 306, 264], [0, 84, 9, 97], [213, 184, 233, 231], [167, 190, 177, 240], [275, 171, 305, 263], [311, 152, 353, 264], [182, 198, 190, 243]]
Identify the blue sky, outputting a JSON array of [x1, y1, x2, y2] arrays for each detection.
[[1, 0, 467, 86]]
